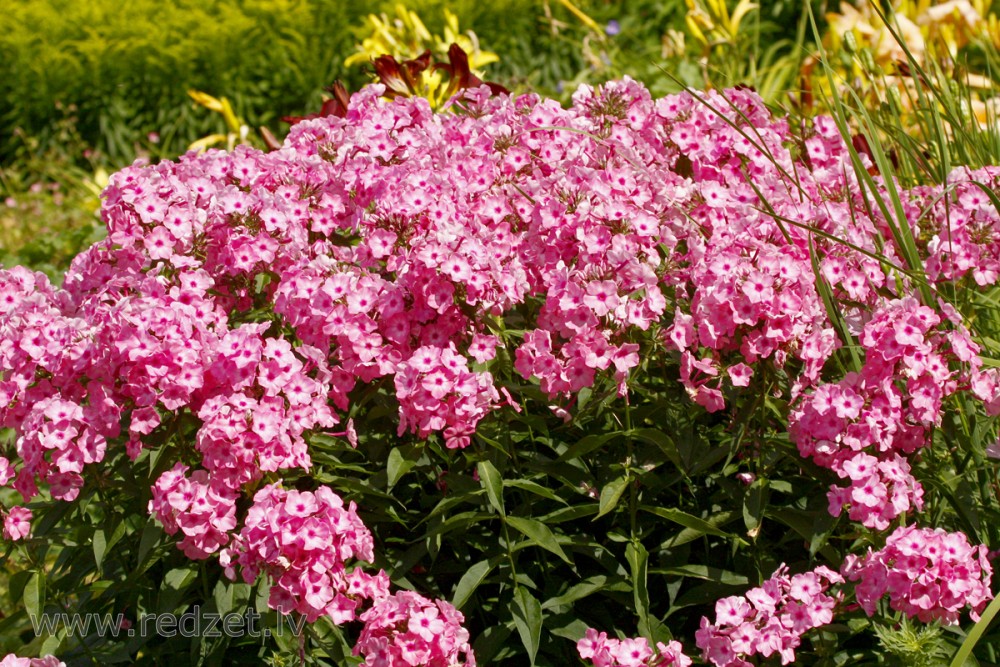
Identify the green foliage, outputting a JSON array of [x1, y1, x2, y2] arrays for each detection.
[[0, 0, 361, 165], [0, 110, 106, 281], [0, 0, 822, 173]]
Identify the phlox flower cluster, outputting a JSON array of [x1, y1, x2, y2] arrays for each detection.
[[789, 297, 982, 529], [663, 103, 906, 411], [695, 564, 844, 666], [843, 525, 993, 625], [923, 166, 1000, 287], [577, 629, 691, 667], [218, 483, 384, 623], [395, 344, 502, 449], [0, 268, 110, 505], [354, 590, 476, 667], [148, 463, 236, 559]]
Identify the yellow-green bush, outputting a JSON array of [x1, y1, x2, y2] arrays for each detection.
[[0, 0, 360, 164]]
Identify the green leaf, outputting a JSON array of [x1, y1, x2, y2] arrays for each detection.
[[23, 571, 44, 621], [950, 589, 1000, 667], [93, 528, 107, 570], [423, 511, 495, 539], [477, 460, 505, 516], [214, 580, 234, 616], [137, 519, 164, 567], [743, 479, 768, 534], [549, 616, 592, 642], [506, 516, 572, 564], [539, 504, 599, 523], [163, 567, 198, 592], [629, 428, 683, 469], [654, 565, 748, 585], [387, 446, 416, 489], [626, 542, 651, 637], [472, 623, 515, 665], [541, 575, 624, 610], [504, 479, 568, 504], [512, 587, 543, 666], [40, 635, 61, 656], [641, 506, 734, 538], [452, 558, 497, 610], [8, 570, 30, 603], [557, 432, 622, 462], [597, 476, 629, 518]]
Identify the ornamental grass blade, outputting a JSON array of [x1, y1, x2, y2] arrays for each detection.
[[950, 592, 1000, 667]]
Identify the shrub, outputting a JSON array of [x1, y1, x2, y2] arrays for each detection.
[[2, 78, 1000, 664]]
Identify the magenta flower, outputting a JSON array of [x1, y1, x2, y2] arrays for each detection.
[[2, 506, 31, 541]]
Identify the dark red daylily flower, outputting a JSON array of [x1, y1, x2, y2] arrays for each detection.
[[373, 50, 432, 99], [851, 132, 899, 175], [281, 81, 351, 126], [436, 43, 509, 99], [281, 44, 508, 131]]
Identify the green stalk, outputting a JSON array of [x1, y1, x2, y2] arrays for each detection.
[[950, 592, 1000, 667]]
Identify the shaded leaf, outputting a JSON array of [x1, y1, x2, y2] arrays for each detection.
[[541, 575, 625, 610], [641, 506, 735, 538], [630, 428, 683, 469], [478, 460, 505, 516], [557, 432, 622, 462], [512, 587, 543, 666], [93, 528, 107, 570], [626, 542, 651, 637], [23, 571, 44, 621], [597, 476, 629, 518], [507, 516, 572, 564], [387, 446, 418, 489], [654, 565, 749, 585], [504, 479, 568, 504], [452, 558, 497, 610]]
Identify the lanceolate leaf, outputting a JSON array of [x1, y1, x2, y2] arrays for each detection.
[[506, 516, 572, 564], [452, 558, 498, 610], [597, 475, 629, 518], [478, 460, 506, 516], [512, 587, 543, 666]]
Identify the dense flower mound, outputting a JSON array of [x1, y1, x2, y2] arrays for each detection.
[[2, 75, 1000, 661], [844, 525, 993, 625], [577, 629, 691, 667], [354, 591, 476, 667], [695, 565, 844, 666]]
